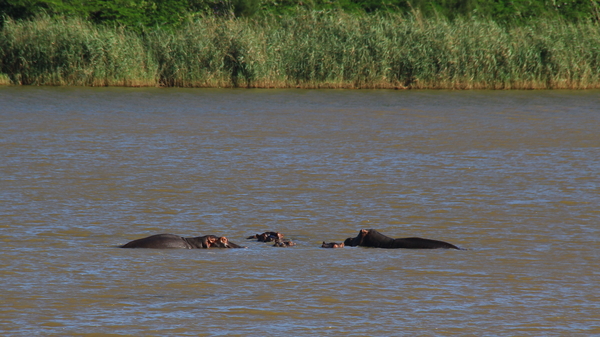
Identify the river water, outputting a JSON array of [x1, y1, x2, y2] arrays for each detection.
[[0, 87, 598, 336]]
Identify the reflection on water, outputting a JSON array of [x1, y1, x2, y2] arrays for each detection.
[[0, 87, 599, 335]]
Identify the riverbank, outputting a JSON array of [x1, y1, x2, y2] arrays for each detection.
[[2, 14, 600, 89]]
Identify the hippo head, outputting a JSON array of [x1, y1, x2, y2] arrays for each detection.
[[204, 236, 217, 248], [322, 241, 344, 248], [343, 229, 370, 247], [247, 231, 284, 242], [273, 239, 295, 247], [215, 236, 230, 248]]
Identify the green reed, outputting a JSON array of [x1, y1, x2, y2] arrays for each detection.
[[0, 16, 156, 86], [1, 13, 600, 89]]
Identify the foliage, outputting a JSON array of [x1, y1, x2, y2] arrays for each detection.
[[1, 0, 600, 29], [2, 14, 600, 88], [0, 15, 156, 85], [86, 0, 190, 28], [0, 0, 190, 29]]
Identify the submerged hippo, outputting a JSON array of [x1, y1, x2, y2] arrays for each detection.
[[273, 239, 296, 247], [344, 229, 462, 249], [121, 233, 246, 249], [247, 231, 284, 242], [321, 241, 344, 248]]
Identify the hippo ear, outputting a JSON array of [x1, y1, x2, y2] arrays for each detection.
[[360, 229, 369, 237], [207, 237, 216, 244], [219, 236, 228, 244]]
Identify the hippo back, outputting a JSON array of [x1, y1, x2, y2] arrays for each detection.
[[121, 234, 192, 249], [344, 229, 461, 249]]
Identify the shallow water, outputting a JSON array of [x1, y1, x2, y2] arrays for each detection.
[[0, 87, 599, 336]]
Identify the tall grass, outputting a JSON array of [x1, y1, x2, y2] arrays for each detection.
[[1, 13, 600, 89], [0, 16, 156, 86]]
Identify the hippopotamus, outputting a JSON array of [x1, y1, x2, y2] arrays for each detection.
[[321, 241, 344, 248], [247, 231, 284, 242], [344, 229, 462, 249], [273, 239, 296, 247], [121, 234, 246, 249]]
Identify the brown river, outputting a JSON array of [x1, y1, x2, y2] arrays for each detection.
[[0, 87, 598, 336]]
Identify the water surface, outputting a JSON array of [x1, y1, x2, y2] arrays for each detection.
[[0, 87, 599, 336]]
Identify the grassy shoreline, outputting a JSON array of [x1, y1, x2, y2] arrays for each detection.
[[1, 14, 600, 89]]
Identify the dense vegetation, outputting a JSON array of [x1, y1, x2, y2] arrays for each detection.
[[2, 0, 600, 28], [1, 1, 600, 89], [2, 13, 599, 89]]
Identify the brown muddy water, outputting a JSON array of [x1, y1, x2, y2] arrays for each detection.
[[0, 87, 598, 336]]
